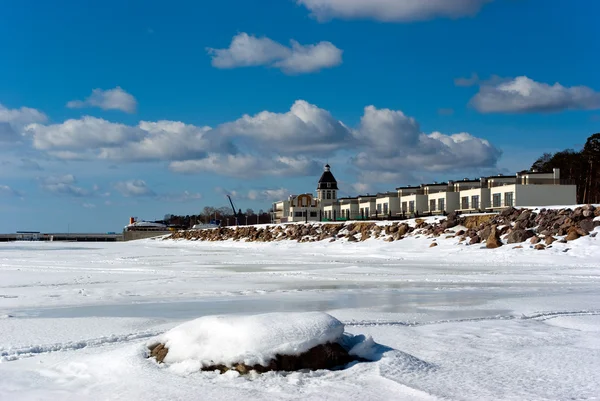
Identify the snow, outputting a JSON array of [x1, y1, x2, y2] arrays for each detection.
[[0, 227, 599, 400], [153, 312, 345, 370]]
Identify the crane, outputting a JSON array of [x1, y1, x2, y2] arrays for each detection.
[[226, 195, 244, 226]]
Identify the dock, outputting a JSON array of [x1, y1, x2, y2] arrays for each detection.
[[0, 232, 124, 242]]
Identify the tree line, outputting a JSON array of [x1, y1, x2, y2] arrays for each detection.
[[162, 206, 274, 228], [530, 133, 600, 204]]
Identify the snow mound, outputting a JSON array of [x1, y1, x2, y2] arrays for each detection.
[[150, 312, 345, 368]]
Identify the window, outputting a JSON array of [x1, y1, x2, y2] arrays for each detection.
[[461, 196, 469, 210], [327, 183, 331, 188], [409, 201, 415, 213], [402, 202, 407, 212], [294, 211, 303, 217], [504, 192, 514, 207], [383, 203, 388, 214], [377, 204, 382, 213], [365, 207, 369, 217], [493, 193, 501, 207], [471, 195, 480, 210], [438, 198, 445, 212], [346, 209, 350, 219], [326, 191, 331, 199], [430, 199, 436, 211], [302, 197, 307, 207], [290, 212, 293, 217], [360, 208, 364, 217], [310, 211, 317, 217]]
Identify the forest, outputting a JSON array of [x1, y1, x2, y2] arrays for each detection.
[[530, 133, 599, 204]]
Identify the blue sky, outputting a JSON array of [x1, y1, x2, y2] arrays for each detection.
[[1, 0, 599, 233]]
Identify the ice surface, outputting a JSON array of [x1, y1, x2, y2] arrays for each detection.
[[152, 312, 344, 369], [0, 223, 599, 400]]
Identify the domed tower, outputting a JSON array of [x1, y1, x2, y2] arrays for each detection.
[[317, 164, 338, 205]]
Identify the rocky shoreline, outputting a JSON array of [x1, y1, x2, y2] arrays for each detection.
[[166, 205, 600, 249]]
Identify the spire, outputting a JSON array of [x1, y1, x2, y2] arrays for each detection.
[[317, 164, 338, 190]]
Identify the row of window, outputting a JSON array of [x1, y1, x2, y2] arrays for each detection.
[[460, 195, 481, 210], [376, 203, 389, 214], [290, 211, 318, 217], [492, 192, 514, 208]]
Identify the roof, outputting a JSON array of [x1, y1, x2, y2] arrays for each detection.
[[395, 185, 420, 190], [421, 182, 449, 187], [317, 165, 338, 190], [377, 192, 398, 197]]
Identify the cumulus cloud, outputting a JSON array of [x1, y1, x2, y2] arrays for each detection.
[[207, 33, 342, 74], [114, 180, 155, 197], [350, 105, 501, 183], [0, 103, 47, 142], [298, 0, 491, 22], [39, 175, 90, 197], [67, 87, 137, 113], [218, 100, 351, 155], [470, 76, 600, 113], [26, 117, 231, 162], [169, 154, 321, 178]]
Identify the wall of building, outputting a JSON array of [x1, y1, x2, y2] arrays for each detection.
[[458, 188, 491, 211], [516, 185, 577, 207], [376, 196, 400, 216], [490, 184, 517, 208], [400, 194, 428, 215], [427, 192, 459, 213], [123, 230, 172, 241]]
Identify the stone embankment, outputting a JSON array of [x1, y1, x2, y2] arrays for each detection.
[[166, 205, 600, 249]]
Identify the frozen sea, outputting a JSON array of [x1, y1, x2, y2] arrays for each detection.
[[1, 230, 599, 400]]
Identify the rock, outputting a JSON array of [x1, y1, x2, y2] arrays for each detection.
[[149, 343, 168, 363], [534, 244, 546, 250], [579, 219, 595, 234], [486, 225, 502, 249], [530, 236, 541, 244], [201, 342, 358, 374], [545, 236, 556, 245], [347, 235, 358, 242], [566, 227, 580, 241], [513, 245, 523, 249], [469, 235, 481, 245], [506, 229, 534, 244], [430, 242, 438, 247], [455, 229, 466, 237]]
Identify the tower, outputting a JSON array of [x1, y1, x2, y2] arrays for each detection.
[[317, 164, 338, 204]]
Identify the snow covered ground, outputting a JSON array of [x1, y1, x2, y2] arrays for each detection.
[[1, 230, 599, 400]]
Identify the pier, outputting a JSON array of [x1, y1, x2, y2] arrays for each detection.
[[0, 232, 124, 242]]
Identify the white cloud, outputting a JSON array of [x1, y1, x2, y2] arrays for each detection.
[[67, 87, 137, 113], [159, 191, 203, 202], [218, 100, 351, 155], [470, 76, 600, 113], [26, 117, 230, 162], [0, 103, 47, 142], [169, 154, 321, 178], [454, 72, 480, 87], [39, 175, 90, 197], [298, 0, 491, 22], [247, 188, 291, 201], [350, 105, 501, 183], [0, 184, 22, 197], [114, 180, 155, 197], [82, 202, 96, 209], [207, 33, 342, 74]]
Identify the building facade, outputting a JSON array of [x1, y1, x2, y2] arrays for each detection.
[[272, 165, 577, 223]]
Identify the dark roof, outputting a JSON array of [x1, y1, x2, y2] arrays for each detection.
[[421, 182, 449, 187], [317, 166, 338, 190], [377, 192, 398, 197], [517, 170, 554, 175], [395, 185, 419, 190]]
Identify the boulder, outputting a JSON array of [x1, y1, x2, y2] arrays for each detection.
[[534, 244, 546, 250], [566, 227, 580, 241], [530, 236, 541, 244], [579, 219, 596, 235], [486, 225, 503, 249], [506, 229, 534, 244], [545, 236, 556, 245], [430, 242, 438, 247], [469, 235, 481, 245]]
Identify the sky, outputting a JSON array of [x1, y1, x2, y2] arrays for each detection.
[[1, 0, 599, 233]]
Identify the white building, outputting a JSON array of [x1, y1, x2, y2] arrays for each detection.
[[358, 195, 377, 219], [488, 168, 575, 210], [376, 192, 400, 218], [272, 166, 576, 223]]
